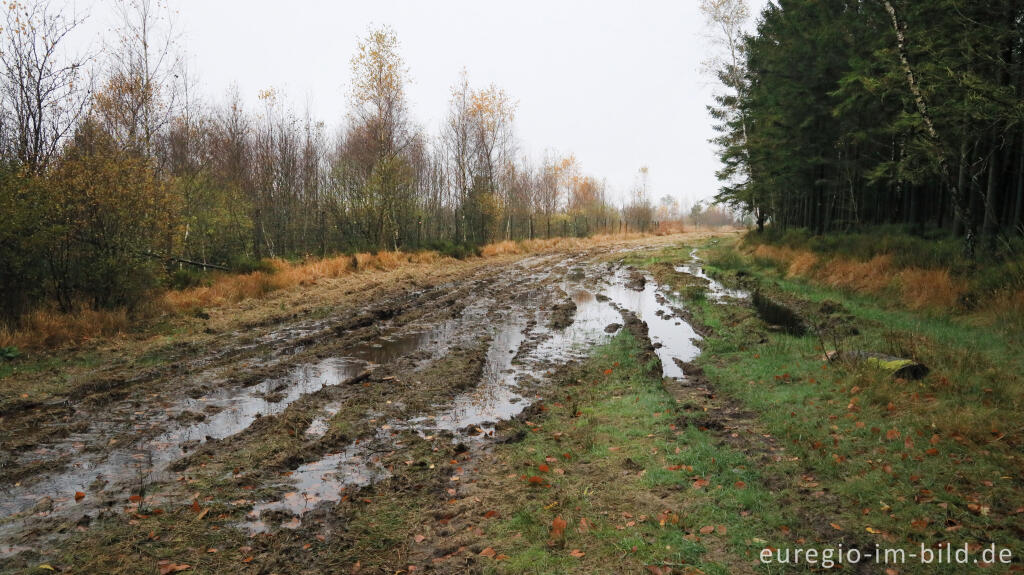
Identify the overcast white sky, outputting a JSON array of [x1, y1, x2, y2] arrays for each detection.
[[73, 0, 767, 208]]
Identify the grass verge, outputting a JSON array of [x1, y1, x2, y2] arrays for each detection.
[[633, 237, 1024, 574]]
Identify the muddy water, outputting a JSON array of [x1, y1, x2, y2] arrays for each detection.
[[675, 248, 750, 302], [168, 358, 367, 445], [0, 314, 470, 530], [245, 436, 391, 533], [243, 263, 708, 531], [0, 357, 367, 524], [1, 251, 711, 548], [246, 313, 532, 528], [603, 269, 701, 378], [412, 315, 528, 435], [245, 314, 532, 531], [0, 282, 503, 551]]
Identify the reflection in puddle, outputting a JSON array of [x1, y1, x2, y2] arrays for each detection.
[[245, 263, 709, 533], [3, 319, 471, 528], [607, 269, 701, 379], [167, 358, 366, 446], [5, 255, 712, 544], [305, 403, 342, 437], [412, 316, 528, 435], [245, 439, 389, 533], [675, 248, 750, 302], [0, 357, 366, 523], [349, 331, 434, 364]]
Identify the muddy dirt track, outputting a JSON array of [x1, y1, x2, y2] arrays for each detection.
[[0, 231, 740, 568]]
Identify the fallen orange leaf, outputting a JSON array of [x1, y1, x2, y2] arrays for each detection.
[[551, 516, 567, 539], [157, 561, 190, 575]]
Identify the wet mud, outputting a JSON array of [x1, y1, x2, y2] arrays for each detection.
[[0, 238, 718, 562]]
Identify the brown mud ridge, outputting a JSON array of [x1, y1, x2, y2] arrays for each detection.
[[0, 234, 732, 564]]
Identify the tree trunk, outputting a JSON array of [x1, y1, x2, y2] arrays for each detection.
[[1014, 136, 1024, 233], [883, 0, 975, 256], [253, 207, 263, 261], [955, 138, 969, 236], [982, 136, 1001, 243]]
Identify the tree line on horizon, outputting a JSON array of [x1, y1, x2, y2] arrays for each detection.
[[704, 0, 1024, 255], [0, 0, 669, 321]]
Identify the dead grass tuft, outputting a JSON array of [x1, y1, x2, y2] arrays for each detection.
[[353, 252, 376, 270], [408, 251, 444, 265], [969, 289, 1024, 332], [751, 244, 800, 264], [164, 269, 284, 310], [2, 307, 131, 349], [751, 244, 971, 312], [897, 268, 965, 310], [480, 240, 521, 257], [816, 255, 893, 293], [787, 252, 819, 277], [370, 251, 406, 270]]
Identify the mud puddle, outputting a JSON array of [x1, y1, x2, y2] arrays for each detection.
[[2, 248, 711, 551], [244, 435, 392, 533], [0, 314, 470, 542], [675, 248, 749, 301], [603, 268, 702, 378], [411, 315, 528, 436], [0, 357, 368, 536], [242, 261, 708, 532], [244, 312, 531, 532]]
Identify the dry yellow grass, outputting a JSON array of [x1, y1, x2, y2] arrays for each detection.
[[165, 250, 456, 313], [750, 244, 969, 312], [897, 268, 965, 310], [787, 251, 819, 277], [751, 244, 801, 266], [0, 308, 130, 349], [480, 240, 521, 257], [967, 288, 1024, 331], [816, 255, 894, 293]]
